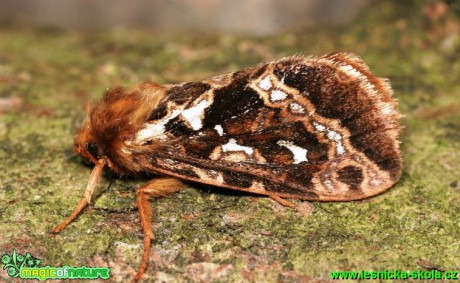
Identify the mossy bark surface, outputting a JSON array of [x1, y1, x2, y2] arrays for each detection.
[[1, 2, 459, 282]]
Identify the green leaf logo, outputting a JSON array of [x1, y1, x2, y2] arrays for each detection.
[[1, 250, 41, 278]]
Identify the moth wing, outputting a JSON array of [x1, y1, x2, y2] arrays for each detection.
[[134, 53, 401, 201]]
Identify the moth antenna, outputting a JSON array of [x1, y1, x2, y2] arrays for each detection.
[[51, 159, 106, 233]]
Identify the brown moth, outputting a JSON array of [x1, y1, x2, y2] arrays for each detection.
[[52, 53, 402, 280]]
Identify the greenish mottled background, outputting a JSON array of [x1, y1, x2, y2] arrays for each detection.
[[0, 1, 459, 282]]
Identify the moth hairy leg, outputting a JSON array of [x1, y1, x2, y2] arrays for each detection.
[[134, 178, 183, 281], [269, 195, 296, 208], [52, 159, 106, 233]]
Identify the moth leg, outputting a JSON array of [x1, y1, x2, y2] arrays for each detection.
[[134, 178, 183, 281], [52, 159, 106, 233], [269, 195, 296, 208]]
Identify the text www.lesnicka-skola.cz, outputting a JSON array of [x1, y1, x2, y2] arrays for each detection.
[[330, 269, 458, 280]]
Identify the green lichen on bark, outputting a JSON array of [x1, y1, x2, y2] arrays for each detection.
[[1, 1, 459, 282]]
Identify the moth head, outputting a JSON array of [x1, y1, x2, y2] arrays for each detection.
[[73, 86, 135, 167], [73, 81, 168, 174], [74, 121, 103, 165]]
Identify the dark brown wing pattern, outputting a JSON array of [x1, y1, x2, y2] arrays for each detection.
[[133, 53, 401, 201]]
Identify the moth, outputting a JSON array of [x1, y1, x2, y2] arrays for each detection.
[[52, 52, 401, 280]]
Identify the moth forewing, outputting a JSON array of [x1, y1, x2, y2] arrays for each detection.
[[53, 52, 401, 280]]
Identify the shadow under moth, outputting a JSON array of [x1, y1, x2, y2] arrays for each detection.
[[52, 52, 402, 280]]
